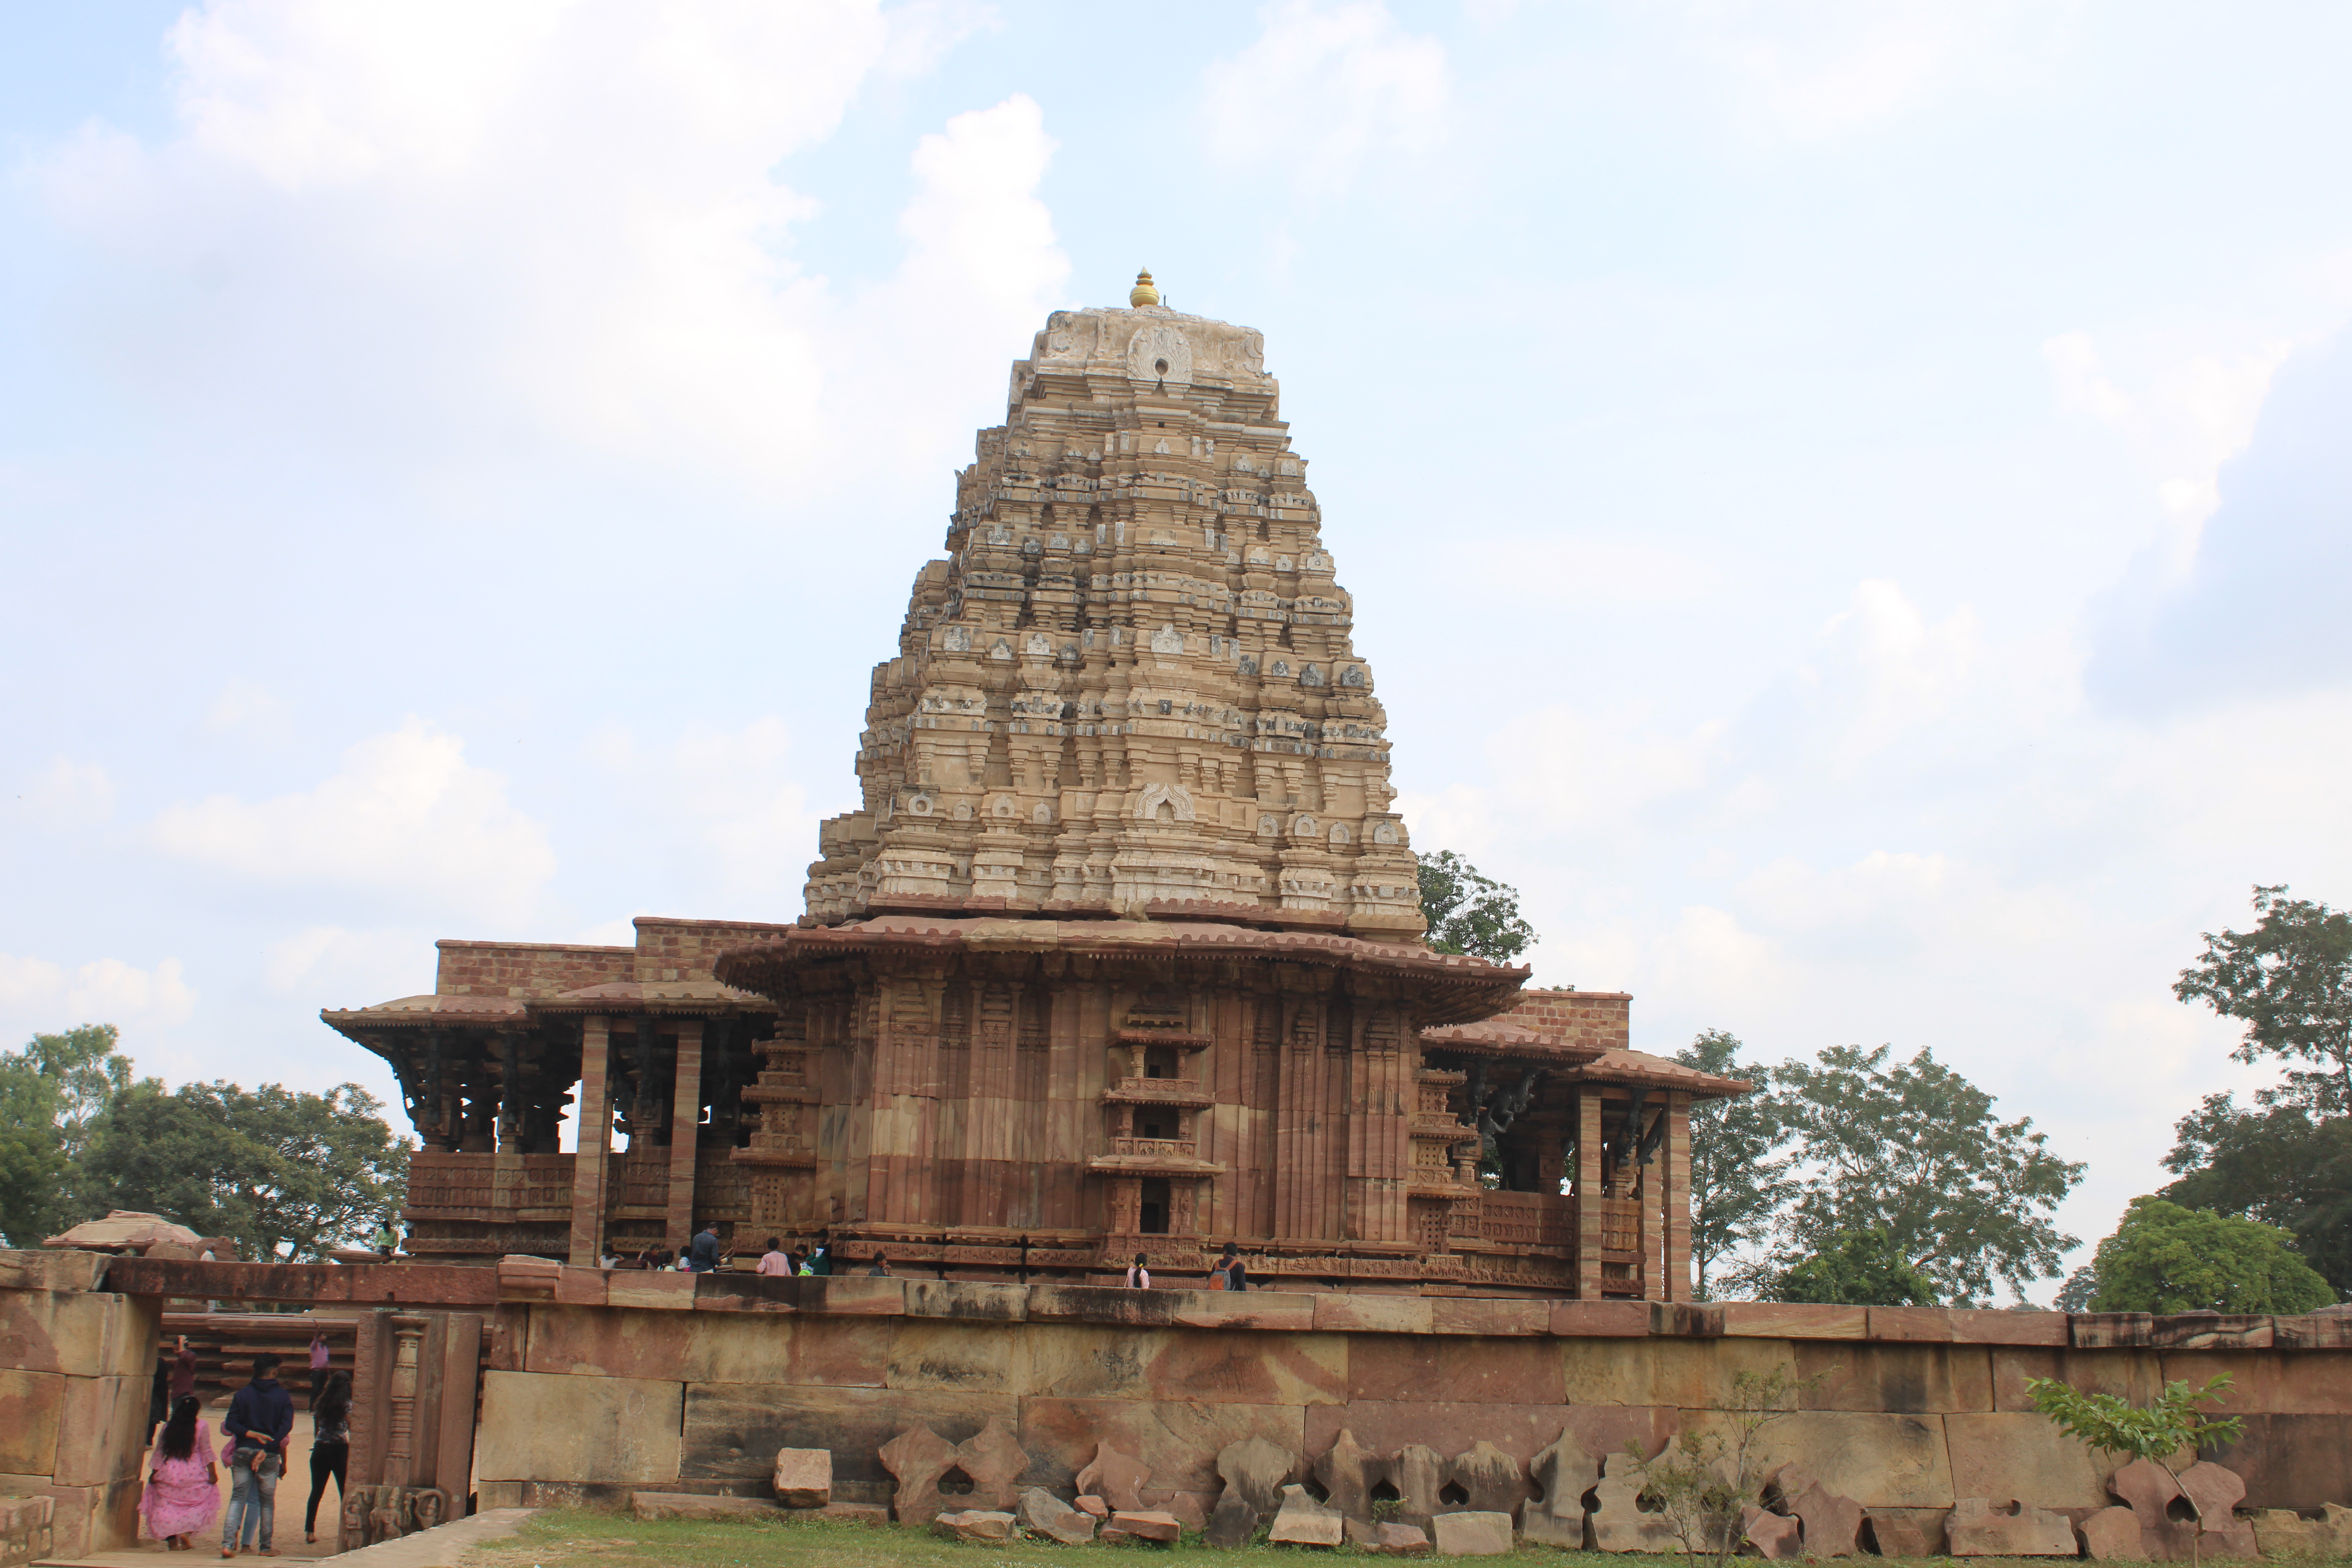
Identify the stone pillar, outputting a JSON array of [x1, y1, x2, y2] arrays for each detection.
[[384, 1315, 426, 1489], [1665, 1093, 1692, 1302], [1575, 1088, 1603, 1301], [1641, 1100, 1666, 1302], [665, 1018, 704, 1249], [567, 1016, 612, 1266]]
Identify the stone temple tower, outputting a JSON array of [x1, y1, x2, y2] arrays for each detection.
[[799, 273, 1425, 939], [329, 275, 1745, 1298]]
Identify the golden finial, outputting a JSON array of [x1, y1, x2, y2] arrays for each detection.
[[1129, 268, 1160, 308]]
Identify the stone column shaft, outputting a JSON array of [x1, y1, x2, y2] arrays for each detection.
[[664, 1019, 704, 1248], [566, 1016, 612, 1267], [1665, 1093, 1693, 1303], [1576, 1089, 1604, 1300]]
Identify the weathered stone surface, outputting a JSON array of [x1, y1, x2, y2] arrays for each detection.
[[0, 1372, 61, 1478], [1429, 1299, 1548, 1337], [2106, 1453, 2185, 1550], [2077, 1504, 2143, 1560], [1867, 1308, 2069, 1346], [1446, 1439, 1526, 1519], [475, 1371, 682, 1484], [1586, 1454, 1680, 1553], [1430, 1511, 1515, 1556], [1020, 1395, 1302, 1501], [2249, 1503, 2352, 1557], [773, 1447, 832, 1508], [1717, 1303, 1870, 1340], [1775, 1466, 1864, 1557], [1794, 1341, 1993, 1414], [1945, 1498, 2078, 1556], [1686, 1409, 1955, 1509], [630, 1492, 780, 1521], [1315, 1428, 1388, 1520], [1524, 1428, 1599, 1548], [1943, 1411, 2107, 1508], [1313, 1296, 1434, 1336], [1112, 1510, 1184, 1543], [1205, 1493, 1258, 1548], [1391, 1443, 1448, 1529], [1740, 1505, 1801, 1560], [932, 1509, 1016, 1542], [1018, 1489, 1097, 1544], [817, 1501, 892, 1524], [680, 1383, 1015, 1489], [1216, 1435, 1296, 1515], [1550, 1300, 1652, 1338], [1307, 1400, 1674, 1483], [1076, 1441, 1154, 1513], [1352, 1335, 1563, 1406], [879, 1425, 960, 1524], [1372, 1522, 1434, 1556], [953, 1416, 1029, 1509], [2175, 1459, 2245, 1526], [1073, 1493, 1109, 1519], [1268, 1485, 1343, 1546], [1863, 1510, 1943, 1557]]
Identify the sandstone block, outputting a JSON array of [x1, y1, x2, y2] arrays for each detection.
[[1269, 1484, 1344, 1546], [1717, 1302, 1869, 1339], [1216, 1434, 1295, 1515], [2175, 1459, 2245, 1525], [475, 1371, 682, 1484], [1740, 1505, 1801, 1560], [932, 1509, 1015, 1542], [554, 1266, 610, 1307], [2076, 1504, 2142, 1560], [1206, 1493, 1258, 1548], [1018, 1488, 1096, 1544], [606, 1271, 699, 1310], [1775, 1466, 1864, 1557], [1863, 1511, 1943, 1557], [1430, 1511, 1515, 1556], [953, 1416, 1029, 1509], [1525, 1428, 1600, 1547], [772, 1448, 831, 1508], [630, 1492, 780, 1521], [1372, 1522, 1434, 1556], [1430, 1298, 1548, 1336], [1946, 1498, 2078, 1556], [1113, 1510, 1184, 1542], [1315, 1428, 1387, 1520], [54, 1375, 148, 1486], [1076, 1441, 1154, 1512], [2200, 1519, 2259, 1559], [2250, 1504, 2352, 1557], [1447, 1439, 1526, 1519], [879, 1425, 959, 1523], [1586, 1456, 1681, 1553], [1074, 1494, 1109, 1518], [1314, 1296, 1434, 1336], [1550, 1300, 1651, 1338], [818, 1501, 892, 1524], [1392, 1443, 1448, 1528]]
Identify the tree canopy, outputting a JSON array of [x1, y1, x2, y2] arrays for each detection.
[[80, 1078, 410, 1263], [2087, 1196, 2332, 1315], [2175, 884, 2352, 1112], [1674, 1030, 1791, 1299], [1769, 1227, 1940, 1306], [1768, 1044, 2084, 1304], [0, 1025, 132, 1246], [1416, 850, 1537, 964], [2160, 1092, 2352, 1298]]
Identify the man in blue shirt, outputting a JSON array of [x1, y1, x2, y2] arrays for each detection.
[[221, 1353, 295, 1557], [688, 1223, 723, 1273]]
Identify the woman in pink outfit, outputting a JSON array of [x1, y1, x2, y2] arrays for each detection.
[[142, 1396, 220, 1550]]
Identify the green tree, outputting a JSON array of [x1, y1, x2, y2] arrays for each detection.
[[2087, 1196, 2332, 1314], [1416, 850, 1537, 963], [1771, 1227, 1940, 1306], [2025, 1372, 2243, 1566], [80, 1079, 411, 1262], [2160, 1093, 2352, 1298], [0, 1024, 133, 1245], [2175, 884, 2352, 1112], [1769, 1044, 2084, 1304], [1674, 1029, 1792, 1299]]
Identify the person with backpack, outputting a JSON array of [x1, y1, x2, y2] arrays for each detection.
[[219, 1353, 293, 1557], [1212, 1241, 1249, 1291]]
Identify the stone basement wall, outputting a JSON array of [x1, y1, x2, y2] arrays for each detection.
[[0, 1251, 165, 1558], [472, 1270, 2352, 1527]]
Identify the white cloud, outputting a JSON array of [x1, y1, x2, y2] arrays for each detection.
[[28, 1, 1063, 506], [203, 681, 293, 736], [18, 757, 116, 826], [151, 718, 556, 920], [590, 715, 817, 908], [0, 952, 197, 1037], [1685, 0, 2011, 138], [261, 924, 429, 1003], [1203, 0, 1449, 194]]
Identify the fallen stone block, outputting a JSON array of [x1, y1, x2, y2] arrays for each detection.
[[2078, 1505, 2142, 1560], [1205, 1493, 1260, 1549], [773, 1448, 832, 1509], [1018, 1488, 1096, 1546], [1447, 1441, 1527, 1519], [1074, 1495, 1109, 1519], [1112, 1510, 1184, 1543], [1373, 1522, 1434, 1557], [1947, 1498, 2077, 1556], [1863, 1511, 1943, 1557], [630, 1492, 781, 1522], [2249, 1505, 2352, 1558], [1586, 1459, 1680, 1553], [1740, 1506, 1800, 1561], [1776, 1467, 1863, 1558], [1078, 1442, 1155, 1514], [1431, 1512, 1516, 1557], [1270, 1485, 1345, 1547], [2176, 1461, 2246, 1528], [932, 1509, 1016, 1543]]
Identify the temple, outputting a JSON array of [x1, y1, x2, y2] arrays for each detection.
[[324, 274, 1748, 1297]]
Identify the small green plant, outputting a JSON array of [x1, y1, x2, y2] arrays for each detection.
[[2024, 1373, 2245, 1568], [1624, 1365, 1830, 1568], [1368, 1498, 1404, 1523]]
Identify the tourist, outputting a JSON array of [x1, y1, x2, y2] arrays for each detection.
[[790, 1245, 810, 1275], [1124, 1252, 1151, 1289], [688, 1222, 722, 1273], [598, 1243, 618, 1270], [755, 1236, 794, 1276], [219, 1353, 293, 1558], [372, 1218, 398, 1259], [1216, 1241, 1249, 1292], [169, 1336, 199, 1405], [806, 1234, 832, 1276], [141, 1395, 219, 1552], [305, 1331, 330, 1410], [865, 1252, 893, 1277], [671, 1243, 693, 1272], [635, 1243, 664, 1270], [303, 1370, 351, 1544]]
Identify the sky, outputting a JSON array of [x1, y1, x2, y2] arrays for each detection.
[[5, 1, 2350, 1296]]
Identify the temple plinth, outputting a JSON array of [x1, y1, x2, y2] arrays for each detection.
[[324, 281, 1749, 1294]]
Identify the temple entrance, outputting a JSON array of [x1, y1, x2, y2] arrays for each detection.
[[1139, 1179, 1170, 1235]]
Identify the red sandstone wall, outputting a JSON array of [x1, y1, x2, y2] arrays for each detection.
[[434, 940, 634, 998], [632, 918, 798, 984], [1494, 987, 1632, 1053]]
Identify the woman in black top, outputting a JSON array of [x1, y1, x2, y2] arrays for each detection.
[[304, 1370, 352, 1542]]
